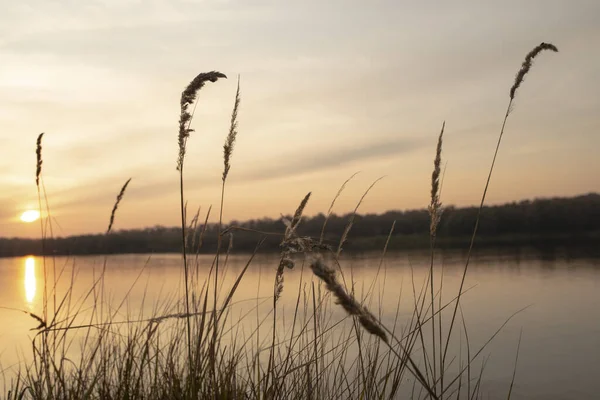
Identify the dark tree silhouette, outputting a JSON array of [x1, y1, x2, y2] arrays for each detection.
[[1, 193, 598, 258]]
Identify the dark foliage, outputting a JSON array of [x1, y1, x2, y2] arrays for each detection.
[[1, 193, 598, 257]]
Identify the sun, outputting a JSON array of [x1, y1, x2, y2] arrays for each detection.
[[20, 210, 40, 223]]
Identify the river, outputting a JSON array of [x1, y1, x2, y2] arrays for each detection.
[[0, 250, 598, 399]]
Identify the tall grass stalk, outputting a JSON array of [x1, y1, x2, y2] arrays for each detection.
[[428, 121, 445, 396], [441, 42, 558, 372], [34, 132, 53, 396], [267, 191, 311, 397], [176, 71, 226, 389], [213, 75, 241, 391]]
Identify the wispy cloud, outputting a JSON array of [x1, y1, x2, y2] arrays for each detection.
[[236, 137, 426, 182], [42, 136, 425, 212]]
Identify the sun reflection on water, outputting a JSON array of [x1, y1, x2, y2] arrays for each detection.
[[24, 256, 36, 306]]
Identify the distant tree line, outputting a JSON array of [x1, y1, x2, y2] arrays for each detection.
[[1, 193, 598, 258]]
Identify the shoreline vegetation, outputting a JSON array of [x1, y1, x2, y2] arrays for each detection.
[[3, 43, 570, 399], [1, 193, 598, 258]]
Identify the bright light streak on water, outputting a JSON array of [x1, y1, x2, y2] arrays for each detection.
[[24, 256, 36, 306]]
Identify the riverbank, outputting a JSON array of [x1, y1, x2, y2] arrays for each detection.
[[1, 193, 599, 258]]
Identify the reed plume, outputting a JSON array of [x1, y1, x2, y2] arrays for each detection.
[[35, 133, 44, 188], [274, 192, 311, 302], [510, 42, 558, 100], [309, 256, 388, 343], [177, 71, 227, 171], [290, 191, 311, 234], [223, 76, 241, 182], [107, 178, 131, 234], [428, 122, 445, 237], [273, 260, 287, 303]]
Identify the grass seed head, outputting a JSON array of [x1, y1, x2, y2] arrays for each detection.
[[510, 42, 558, 100]]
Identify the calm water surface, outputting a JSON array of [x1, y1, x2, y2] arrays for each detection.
[[0, 250, 599, 399]]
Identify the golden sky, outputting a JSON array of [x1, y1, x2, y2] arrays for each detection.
[[1, 0, 599, 237]]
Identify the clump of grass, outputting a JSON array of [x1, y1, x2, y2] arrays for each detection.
[[4, 42, 560, 400]]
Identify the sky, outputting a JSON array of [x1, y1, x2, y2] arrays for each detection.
[[1, 0, 599, 238]]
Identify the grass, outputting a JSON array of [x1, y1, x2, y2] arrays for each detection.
[[1, 42, 557, 399]]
